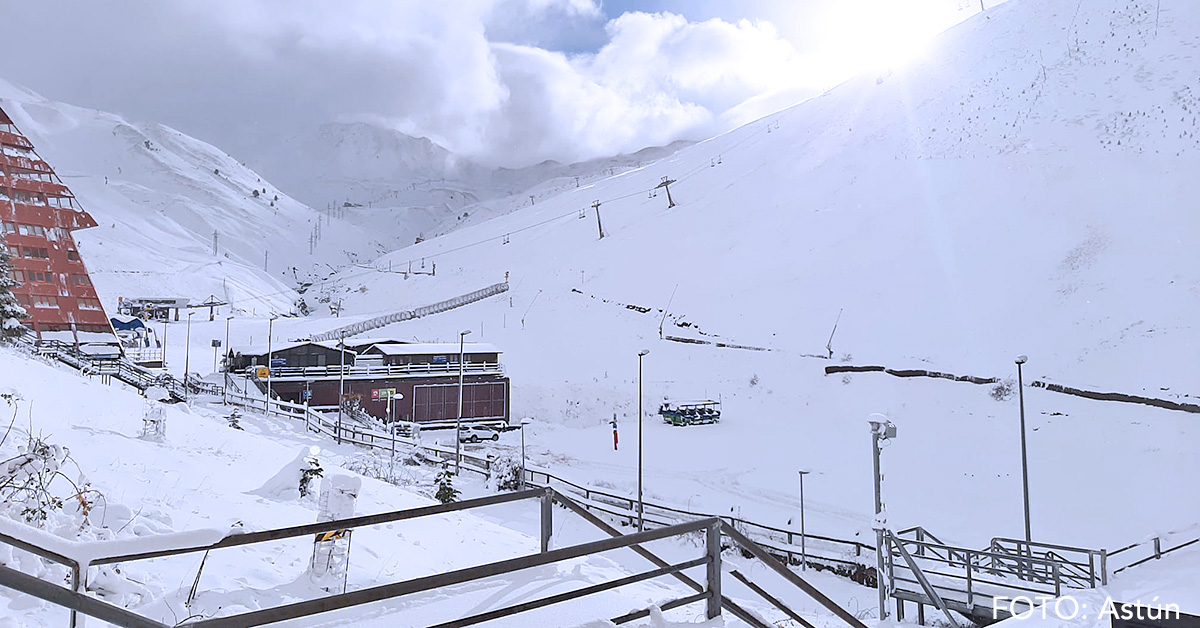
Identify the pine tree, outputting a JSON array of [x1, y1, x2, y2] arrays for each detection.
[[0, 237, 28, 338], [434, 469, 460, 504]]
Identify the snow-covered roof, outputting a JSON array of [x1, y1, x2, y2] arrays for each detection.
[[233, 340, 356, 357], [364, 342, 501, 356], [38, 330, 118, 343]]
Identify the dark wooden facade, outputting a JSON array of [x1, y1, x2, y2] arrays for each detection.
[[232, 340, 509, 424]]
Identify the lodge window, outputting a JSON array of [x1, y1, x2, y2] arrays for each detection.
[[15, 270, 52, 283], [1, 222, 16, 234], [32, 295, 58, 308], [22, 247, 50, 259], [71, 274, 91, 286], [66, 249, 80, 261], [77, 298, 102, 310], [5, 245, 19, 257], [17, 224, 47, 237]]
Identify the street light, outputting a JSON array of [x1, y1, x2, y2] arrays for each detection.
[[161, 319, 168, 369], [1015, 354, 1031, 543], [223, 316, 233, 404], [868, 414, 897, 620], [266, 314, 278, 414], [454, 329, 472, 474], [798, 469, 811, 571], [337, 332, 346, 445], [183, 312, 193, 402], [637, 348, 649, 532], [520, 417, 533, 489]]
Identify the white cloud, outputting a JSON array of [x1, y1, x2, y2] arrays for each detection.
[[0, 0, 982, 171]]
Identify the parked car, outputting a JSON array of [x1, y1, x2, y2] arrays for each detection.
[[458, 424, 500, 443]]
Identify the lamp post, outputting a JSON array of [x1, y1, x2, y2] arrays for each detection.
[[337, 332, 346, 445], [637, 348, 649, 532], [223, 316, 233, 404], [1015, 354, 1031, 543], [454, 329, 472, 475], [868, 414, 897, 620], [183, 312, 193, 402], [520, 417, 533, 489], [266, 314, 278, 414], [798, 469, 811, 571], [161, 319, 168, 369]]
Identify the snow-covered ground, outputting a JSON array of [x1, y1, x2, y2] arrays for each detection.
[[2, 347, 830, 628]]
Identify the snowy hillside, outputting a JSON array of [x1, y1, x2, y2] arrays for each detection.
[[0, 79, 383, 315], [253, 120, 691, 247], [289, 0, 1200, 550]]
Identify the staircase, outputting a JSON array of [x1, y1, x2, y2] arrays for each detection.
[[12, 335, 219, 402], [884, 527, 1110, 625]]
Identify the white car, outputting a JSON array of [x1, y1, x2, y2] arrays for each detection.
[[458, 425, 500, 443]]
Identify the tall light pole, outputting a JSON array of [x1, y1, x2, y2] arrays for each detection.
[[637, 348, 649, 532], [161, 319, 168, 369], [337, 332, 346, 445], [266, 314, 278, 414], [520, 417, 533, 489], [798, 469, 811, 571], [454, 329, 472, 474], [868, 414, 897, 620], [223, 316, 233, 404], [1016, 354, 1031, 543], [183, 312, 193, 402]]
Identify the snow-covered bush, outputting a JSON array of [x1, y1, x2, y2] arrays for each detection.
[[487, 453, 523, 492], [434, 468, 460, 504], [991, 380, 1016, 401], [300, 456, 324, 498], [0, 395, 100, 528], [342, 450, 422, 487]]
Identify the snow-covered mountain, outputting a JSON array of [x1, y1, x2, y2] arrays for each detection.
[[0, 79, 385, 315], [252, 119, 691, 246], [296, 0, 1200, 547]]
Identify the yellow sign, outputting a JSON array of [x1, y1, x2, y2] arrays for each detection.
[[315, 530, 349, 543], [255, 366, 269, 379]]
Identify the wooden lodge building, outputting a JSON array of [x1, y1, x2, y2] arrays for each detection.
[[1, 106, 112, 339], [229, 338, 510, 425]]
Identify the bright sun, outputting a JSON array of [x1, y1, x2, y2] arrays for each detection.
[[814, 0, 974, 85]]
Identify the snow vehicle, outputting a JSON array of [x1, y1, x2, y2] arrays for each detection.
[[658, 400, 721, 426]]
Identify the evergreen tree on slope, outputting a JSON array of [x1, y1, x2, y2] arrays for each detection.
[[0, 236, 28, 338]]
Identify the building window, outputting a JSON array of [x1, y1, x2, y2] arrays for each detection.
[[17, 224, 47, 237], [66, 249, 80, 261], [19, 271, 52, 282], [8, 270, 22, 283], [1, 222, 16, 234], [22, 247, 50, 259], [32, 295, 58, 308], [71, 274, 91, 286], [5, 245, 19, 258], [77, 298, 102, 310]]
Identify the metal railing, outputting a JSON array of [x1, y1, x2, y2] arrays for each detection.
[[26, 338, 220, 401], [524, 468, 875, 571], [0, 486, 874, 628], [258, 360, 505, 380], [885, 532, 1071, 622], [1109, 526, 1200, 575]]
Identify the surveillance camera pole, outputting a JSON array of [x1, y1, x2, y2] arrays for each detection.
[[868, 414, 895, 621], [637, 349, 649, 532]]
